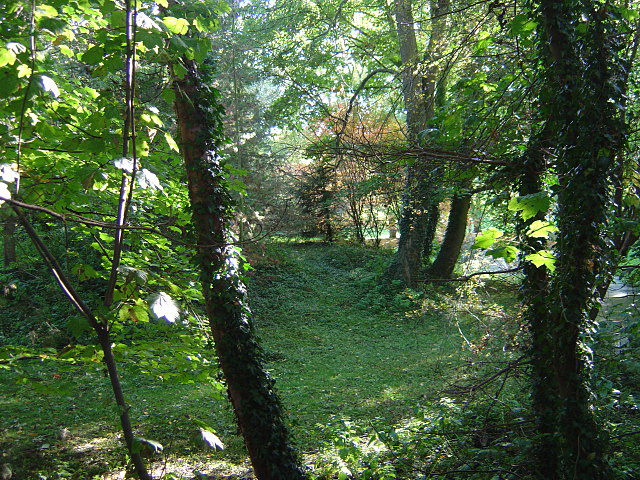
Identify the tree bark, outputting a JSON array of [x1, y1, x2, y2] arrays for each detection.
[[422, 203, 440, 261], [428, 194, 470, 279], [173, 62, 309, 480], [386, 0, 450, 287], [526, 1, 627, 477]]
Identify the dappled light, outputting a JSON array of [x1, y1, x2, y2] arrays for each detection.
[[1, 0, 640, 478]]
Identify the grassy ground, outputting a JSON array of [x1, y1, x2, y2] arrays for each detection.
[[0, 242, 557, 479]]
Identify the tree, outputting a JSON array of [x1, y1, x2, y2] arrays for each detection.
[[385, 0, 450, 288], [171, 45, 310, 480], [521, 1, 629, 477]]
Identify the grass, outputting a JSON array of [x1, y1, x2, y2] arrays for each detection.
[[7, 241, 634, 479]]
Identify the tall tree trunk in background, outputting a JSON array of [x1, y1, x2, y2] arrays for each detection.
[[526, 1, 627, 477], [421, 203, 439, 262], [428, 193, 471, 279], [172, 61, 309, 480], [3, 218, 16, 266], [386, 0, 449, 287]]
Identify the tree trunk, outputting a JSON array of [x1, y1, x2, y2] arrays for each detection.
[[422, 203, 440, 261], [386, 0, 449, 287], [527, 1, 627, 477], [173, 62, 309, 480], [3, 217, 16, 267], [428, 194, 470, 279]]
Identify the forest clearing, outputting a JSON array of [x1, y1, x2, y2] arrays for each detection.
[[1, 0, 640, 478]]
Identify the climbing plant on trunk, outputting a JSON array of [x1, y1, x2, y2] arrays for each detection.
[[172, 58, 310, 480], [522, 0, 628, 477], [385, 0, 450, 288]]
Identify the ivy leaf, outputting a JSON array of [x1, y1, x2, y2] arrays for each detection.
[[508, 192, 550, 221], [486, 246, 518, 263], [163, 16, 189, 35], [526, 220, 558, 238], [524, 250, 556, 272], [472, 228, 503, 249]]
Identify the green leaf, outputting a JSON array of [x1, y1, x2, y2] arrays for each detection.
[[526, 220, 558, 238], [35, 5, 59, 18], [59, 45, 74, 57], [162, 88, 176, 104], [509, 14, 537, 37], [172, 62, 187, 79], [486, 246, 518, 263], [67, 316, 91, 339], [164, 132, 179, 152], [82, 46, 104, 65], [17, 64, 32, 78], [135, 139, 150, 157], [472, 228, 503, 249], [0, 48, 17, 67], [507, 192, 550, 221], [71, 263, 99, 281], [163, 16, 189, 35], [156, 0, 169, 7], [524, 250, 556, 272]]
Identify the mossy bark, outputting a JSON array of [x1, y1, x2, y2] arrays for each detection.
[[173, 62, 309, 480]]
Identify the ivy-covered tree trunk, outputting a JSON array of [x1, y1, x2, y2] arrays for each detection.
[[421, 203, 440, 261], [527, 1, 627, 477], [517, 132, 554, 477], [386, 0, 449, 287], [172, 61, 309, 480], [428, 194, 470, 279]]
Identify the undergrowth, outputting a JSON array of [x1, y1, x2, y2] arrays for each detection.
[[1, 242, 638, 479]]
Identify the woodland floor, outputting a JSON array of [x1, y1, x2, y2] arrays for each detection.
[[1, 242, 637, 479]]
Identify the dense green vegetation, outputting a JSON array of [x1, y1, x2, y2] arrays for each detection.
[[2, 242, 639, 478], [1, 0, 639, 478]]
